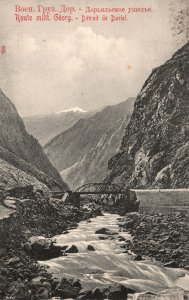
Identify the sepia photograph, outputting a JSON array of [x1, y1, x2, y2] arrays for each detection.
[[0, 0, 189, 299]]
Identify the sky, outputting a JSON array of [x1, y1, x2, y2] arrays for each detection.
[[0, 0, 187, 116]]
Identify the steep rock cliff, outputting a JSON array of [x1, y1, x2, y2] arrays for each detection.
[[105, 42, 189, 188], [0, 90, 68, 191]]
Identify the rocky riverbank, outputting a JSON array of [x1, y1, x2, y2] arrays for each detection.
[[119, 212, 189, 269], [0, 192, 102, 299], [1, 189, 189, 300]]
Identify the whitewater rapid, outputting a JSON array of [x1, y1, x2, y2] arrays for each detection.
[[40, 213, 189, 295]]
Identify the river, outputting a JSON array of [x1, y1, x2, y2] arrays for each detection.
[[40, 213, 189, 298]]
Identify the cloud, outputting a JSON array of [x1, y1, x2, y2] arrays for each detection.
[[0, 26, 176, 116]]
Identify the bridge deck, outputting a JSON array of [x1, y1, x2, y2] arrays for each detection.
[[75, 191, 125, 195]]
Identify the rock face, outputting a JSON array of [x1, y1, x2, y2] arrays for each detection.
[[44, 98, 134, 190], [105, 42, 189, 188], [24, 109, 93, 146], [0, 90, 68, 191]]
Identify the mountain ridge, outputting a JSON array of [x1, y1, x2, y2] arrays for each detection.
[[44, 98, 134, 189], [24, 109, 94, 146], [0, 89, 68, 191], [104, 42, 189, 188]]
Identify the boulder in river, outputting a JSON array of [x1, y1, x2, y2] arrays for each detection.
[[93, 287, 104, 299], [108, 284, 135, 300], [77, 287, 105, 300], [99, 236, 106, 240], [87, 245, 95, 251], [24, 236, 65, 260], [118, 236, 126, 242], [132, 254, 143, 261], [95, 228, 112, 235], [55, 278, 81, 299], [65, 245, 79, 253], [31, 275, 51, 299], [164, 261, 179, 268], [77, 289, 93, 300]]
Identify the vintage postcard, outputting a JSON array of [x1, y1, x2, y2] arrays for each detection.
[[0, 0, 188, 299]]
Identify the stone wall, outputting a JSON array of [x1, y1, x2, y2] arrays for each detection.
[[132, 189, 189, 215]]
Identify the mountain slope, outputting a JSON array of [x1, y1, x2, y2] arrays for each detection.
[[24, 109, 93, 146], [0, 156, 51, 193], [104, 42, 189, 188], [44, 98, 134, 190], [0, 89, 68, 191]]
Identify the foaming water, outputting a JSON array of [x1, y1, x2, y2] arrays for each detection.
[[40, 214, 189, 293]]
